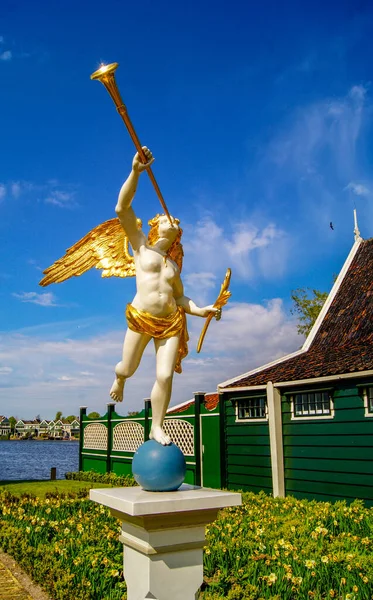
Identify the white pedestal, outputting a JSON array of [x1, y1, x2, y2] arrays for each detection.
[[90, 484, 241, 600]]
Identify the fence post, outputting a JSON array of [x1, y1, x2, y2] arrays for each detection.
[[193, 391, 204, 487], [218, 393, 227, 489], [79, 406, 87, 472], [144, 399, 151, 442], [106, 403, 115, 474]]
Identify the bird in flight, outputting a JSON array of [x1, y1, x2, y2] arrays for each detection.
[[330, 222, 334, 230]]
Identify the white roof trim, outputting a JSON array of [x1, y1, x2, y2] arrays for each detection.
[[220, 369, 373, 393], [302, 237, 363, 350], [218, 237, 363, 389], [218, 348, 305, 389], [167, 398, 194, 413]]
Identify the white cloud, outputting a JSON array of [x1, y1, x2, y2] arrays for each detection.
[[259, 84, 372, 243], [183, 216, 288, 283], [268, 85, 367, 179], [12, 292, 59, 307], [45, 190, 77, 208], [0, 180, 78, 207], [0, 300, 300, 419], [0, 367, 12, 375], [11, 182, 22, 198], [345, 181, 371, 197], [0, 50, 11, 61], [0, 36, 4, 44]]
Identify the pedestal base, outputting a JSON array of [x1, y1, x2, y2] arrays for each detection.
[[90, 484, 241, 600]]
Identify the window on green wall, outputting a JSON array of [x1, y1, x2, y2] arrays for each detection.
[[236, 396, 267, 421], [363, 387, 373, 417], [292, 391, 332, 418], [368, 388, 373, 413]]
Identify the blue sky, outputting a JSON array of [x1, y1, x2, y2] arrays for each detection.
[[1, 0, 373, 419]]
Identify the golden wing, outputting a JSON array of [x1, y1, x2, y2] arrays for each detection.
[[40, 218, 138, 287]]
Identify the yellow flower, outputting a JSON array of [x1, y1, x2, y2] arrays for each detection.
[[353, 586, 358, 592], [321, 555, 329, 563], [267, 573, 277, 585], [340, 578, 346, 585], [329, 591, 336, 598], [305, 559, 316, 569], [362, 576, 369, 584]]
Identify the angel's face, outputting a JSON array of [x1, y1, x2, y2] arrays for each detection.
[[157, 215, 180, 243]]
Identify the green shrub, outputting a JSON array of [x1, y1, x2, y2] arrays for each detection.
[[65, 470, 136, 487]]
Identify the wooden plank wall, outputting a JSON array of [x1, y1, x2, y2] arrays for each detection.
[[224, 395, 272, 494], [282, 384, 373, 507]]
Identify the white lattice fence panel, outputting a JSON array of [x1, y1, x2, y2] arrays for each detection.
[[113, 421, 144, 452], [83, 423, 107, 450], [163, 419, 194, 455]]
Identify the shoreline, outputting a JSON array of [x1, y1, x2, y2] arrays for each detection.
[[0, 438, 79, 442]]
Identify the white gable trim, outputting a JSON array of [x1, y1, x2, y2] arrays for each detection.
[[218, 237, 363, 390], [167, 398, 194, 413], [221, 369, 373, 393], [302, 237, 363, 350]]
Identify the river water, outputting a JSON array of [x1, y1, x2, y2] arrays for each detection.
[[0, 440, 79, 481]]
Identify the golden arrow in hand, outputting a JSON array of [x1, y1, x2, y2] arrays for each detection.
[[197, 268, 232, 353]]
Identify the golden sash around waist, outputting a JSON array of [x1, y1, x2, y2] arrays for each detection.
[[125, 304, 189, 374]]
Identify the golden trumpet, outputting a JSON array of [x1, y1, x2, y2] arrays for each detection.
[[91, 63, 172, 224]]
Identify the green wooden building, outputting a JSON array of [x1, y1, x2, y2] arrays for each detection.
[[218, 232, 373, 506]]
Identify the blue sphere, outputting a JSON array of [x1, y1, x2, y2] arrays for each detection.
[[132, 440, 186, 492]]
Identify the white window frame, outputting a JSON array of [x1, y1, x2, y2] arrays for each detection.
[[290, 389, 334, 421], [362, 387, 373, 418], [235, 395, 268, 423]]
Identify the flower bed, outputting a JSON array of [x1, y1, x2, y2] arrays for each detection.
[[0, 488, 372, 600], [201, 491, 373, 600]]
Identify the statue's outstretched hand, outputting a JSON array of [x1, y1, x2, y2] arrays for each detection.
[[200, 306, 222, 320], [133, 146, 155, 173]]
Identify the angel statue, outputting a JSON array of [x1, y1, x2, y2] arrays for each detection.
[[40, 147, 220, 445]]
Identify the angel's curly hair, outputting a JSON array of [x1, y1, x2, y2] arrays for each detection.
[[147, 214, 184, 272]]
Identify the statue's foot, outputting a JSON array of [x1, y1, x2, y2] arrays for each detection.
[[149, 426, 171, 446], [109, 376, 124, 402]]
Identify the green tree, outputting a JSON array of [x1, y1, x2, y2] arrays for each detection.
[[87, 411, 100, 419], [55, 411, 63, 421], [291, 287, 328, 337], [9, 416, 16, 433], [65, 415, 78, 423]]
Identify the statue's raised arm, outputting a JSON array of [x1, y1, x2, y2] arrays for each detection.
[[115, 146, 154, 250]]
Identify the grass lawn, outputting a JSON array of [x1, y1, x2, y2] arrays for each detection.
[[0, 479, 114, 498]]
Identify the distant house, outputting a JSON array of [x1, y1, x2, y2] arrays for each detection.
[[63, 419, 80, 437], [38, 420, 50, 436], [217, 231, 373, 506], [15, 420, 40, 437], [0, 417, 11, 436]]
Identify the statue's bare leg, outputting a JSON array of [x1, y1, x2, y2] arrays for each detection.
[[149, 335, 179, 445], [110, 329, 151, 402]]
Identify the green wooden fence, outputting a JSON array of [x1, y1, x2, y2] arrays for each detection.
[[79, 393, 222, 488]]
